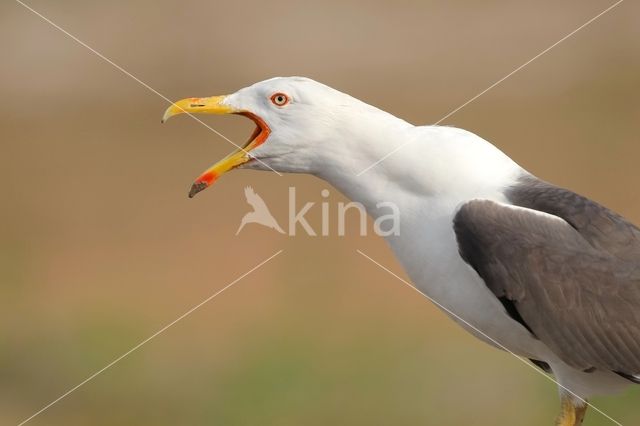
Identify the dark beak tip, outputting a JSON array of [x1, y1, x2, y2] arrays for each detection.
[[188, 181, 208, 198]]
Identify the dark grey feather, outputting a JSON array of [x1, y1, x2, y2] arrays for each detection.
[[453, 175, 640, 376], [529, 358, 552, 373]]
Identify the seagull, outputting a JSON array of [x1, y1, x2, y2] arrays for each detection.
[[236, 186, 285, 235], [162, 76, 640, 425]]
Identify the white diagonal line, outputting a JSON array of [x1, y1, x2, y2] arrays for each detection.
[[17, 249, 283, 426], [356, 249, 623, 426], [356, 0, 625, 177], [15, 0, 282, 176]]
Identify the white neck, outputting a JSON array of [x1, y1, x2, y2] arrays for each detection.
[[314, 110, 523, 219]]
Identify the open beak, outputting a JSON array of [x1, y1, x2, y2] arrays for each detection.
[[162, 95, 270, 198]]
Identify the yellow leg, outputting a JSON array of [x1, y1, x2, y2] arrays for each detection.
[[555, 394, 588, 426]]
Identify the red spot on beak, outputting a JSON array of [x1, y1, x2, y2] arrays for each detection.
[[189, 171, 217, 198]]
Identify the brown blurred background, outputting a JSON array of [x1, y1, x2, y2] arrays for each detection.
[[2, 0, 639, 425]]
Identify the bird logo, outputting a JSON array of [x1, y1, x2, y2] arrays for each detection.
[[236, 186, 285, 235]]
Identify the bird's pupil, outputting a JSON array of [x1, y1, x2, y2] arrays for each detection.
[[272, 94, 287, 105]]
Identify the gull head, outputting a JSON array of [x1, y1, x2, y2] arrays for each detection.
[[162, 76, 355, 198]]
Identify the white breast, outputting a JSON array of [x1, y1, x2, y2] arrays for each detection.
[[320, 123, 560, 358], [385, 194, 550, 359]]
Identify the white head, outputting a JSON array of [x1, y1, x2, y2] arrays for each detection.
[[162, 76, 405, 197]]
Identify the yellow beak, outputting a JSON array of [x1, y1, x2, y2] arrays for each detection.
[[161, 95, 234, 123], [162, 95, 270, 198]]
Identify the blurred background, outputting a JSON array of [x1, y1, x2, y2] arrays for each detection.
[[2, 0, 639, 424]]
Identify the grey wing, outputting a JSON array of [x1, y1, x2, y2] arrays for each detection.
[[453, 199, 640, 376], [507, 175, 640, 262]]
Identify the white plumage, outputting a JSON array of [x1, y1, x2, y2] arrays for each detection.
[[163, 77, 640, 425]]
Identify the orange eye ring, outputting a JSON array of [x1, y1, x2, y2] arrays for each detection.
[[270, 93, 290, 107]]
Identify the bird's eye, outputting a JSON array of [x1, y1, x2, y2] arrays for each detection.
[[270, 93, 290, 107]]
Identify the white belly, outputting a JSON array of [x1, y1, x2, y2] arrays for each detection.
[[383, 200, 551, 361]]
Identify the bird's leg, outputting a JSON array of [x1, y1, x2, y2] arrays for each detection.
[[555, 394, 588, 426]]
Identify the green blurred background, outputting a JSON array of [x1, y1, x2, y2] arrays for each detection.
[[2, 0, 639, 424]]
